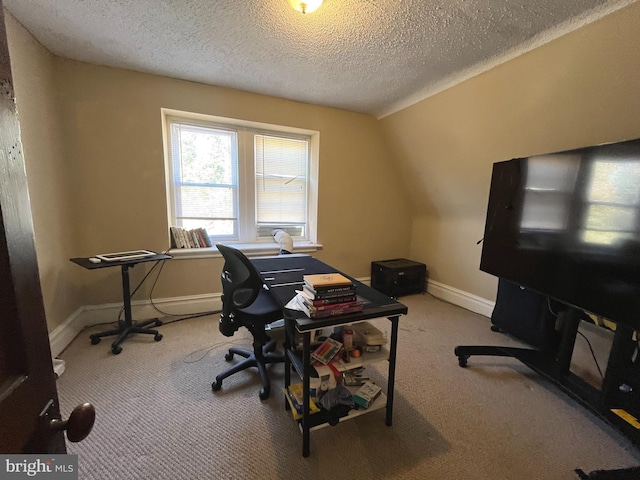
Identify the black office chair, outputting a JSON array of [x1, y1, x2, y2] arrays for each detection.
[[212, 244, 285, 400]]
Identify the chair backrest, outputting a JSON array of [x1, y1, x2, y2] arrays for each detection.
[[216, 244, 265, 318]]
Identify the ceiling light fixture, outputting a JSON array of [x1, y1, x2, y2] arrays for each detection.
[[287, 0, 323, 14]]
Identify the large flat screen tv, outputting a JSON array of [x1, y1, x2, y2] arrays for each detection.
[[480, 138, 640, 330]]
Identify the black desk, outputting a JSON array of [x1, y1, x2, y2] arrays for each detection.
[[250, 254, 408, 457], [70, 253, 171, 354]]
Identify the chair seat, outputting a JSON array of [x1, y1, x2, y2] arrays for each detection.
[[239, 289, 283, 321]]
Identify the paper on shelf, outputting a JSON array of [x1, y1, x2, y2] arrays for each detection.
[[285, 292, 307, 311]]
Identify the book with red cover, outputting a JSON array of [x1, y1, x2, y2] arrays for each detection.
[[306, 300, 363, 312], [300, 301, 364, 319]]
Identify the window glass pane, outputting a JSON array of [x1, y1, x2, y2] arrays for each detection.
[[255, 135, 308, 232], [178, 186, 235, 218], [256, 225, 304, 237], [171, 121, 239, 240], [178, 125, 236, 184], [181, 218, 236, 237]]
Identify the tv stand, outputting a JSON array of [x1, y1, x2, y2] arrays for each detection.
[[455, 307, 640, 449], [70, 253, 171, 354]]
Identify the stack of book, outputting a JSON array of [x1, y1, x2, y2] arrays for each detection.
[[170, 226, 212, 249], [299, 273, 363, 318]]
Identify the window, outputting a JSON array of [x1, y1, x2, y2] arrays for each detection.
[[254, 134, 309, 237], [163, 110, 318, 248]]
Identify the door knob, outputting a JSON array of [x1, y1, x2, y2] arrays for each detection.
[[50, 403, 95, 442]]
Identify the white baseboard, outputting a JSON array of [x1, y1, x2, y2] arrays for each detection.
[[426, 279, 495, 318], [361, 276, 494, 318], [49, 278, 493, 357], [49, 293, 222, 357]]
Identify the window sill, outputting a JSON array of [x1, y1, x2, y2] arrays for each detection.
[[168, 241, 323, 259]]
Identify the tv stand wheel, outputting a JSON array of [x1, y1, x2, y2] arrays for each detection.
[[112, 345, 123, 355], [490, 325, 504, 333], [458, 355, 469, 367], [90, 336, 101, 345], [225, 352, 234, 361], [154, 333, 163, 341], [212, 380, 222, 392]]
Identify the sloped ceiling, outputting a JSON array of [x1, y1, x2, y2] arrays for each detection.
[[4, 0, 637, 117]]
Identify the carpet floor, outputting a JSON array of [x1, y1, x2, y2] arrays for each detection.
[[57, 293, 640, 479]]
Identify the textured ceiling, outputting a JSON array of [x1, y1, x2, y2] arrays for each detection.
[[4, 0, 637, 117]]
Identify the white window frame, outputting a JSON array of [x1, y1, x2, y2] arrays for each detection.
[[161, 109, 319, 256]]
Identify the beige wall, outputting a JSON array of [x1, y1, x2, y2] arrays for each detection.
[[380, 1, 640, 301], [7, 14, 412, 330], [6, 13, 79, 331], [56, 62, 411, 308]]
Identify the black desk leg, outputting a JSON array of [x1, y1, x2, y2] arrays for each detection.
[[386, 315, 400, 426], [283, 322, 292, 412], [302, 330, 311, 458], [89, 264, 163, 354]]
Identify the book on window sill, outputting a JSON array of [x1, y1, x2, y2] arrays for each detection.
[[169, 226, 212, 249], [197, 227, 212, 247], [169, 227, 182, 249], [178, 227, 189, 248], [172, 226, 189, 248]]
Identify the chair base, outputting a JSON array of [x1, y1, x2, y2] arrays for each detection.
[[90, 318, 163, 355], [212, 339, 284, 400]]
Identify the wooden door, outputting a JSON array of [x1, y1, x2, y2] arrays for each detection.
[[0, 3, 93, 453]]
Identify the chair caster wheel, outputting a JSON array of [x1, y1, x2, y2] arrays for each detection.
[[90, 336, 101, 345], [225, 352, 234, 361], [212, 380, 222, 392], [112, 345, 123, 355], [458, 355, 469, 367], [259, 388, 270, 400], [154, 333, 163, 341], [155, 319, 163, 327]]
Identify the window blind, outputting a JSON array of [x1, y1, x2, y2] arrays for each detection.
[[255, 134, 308, 234]]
